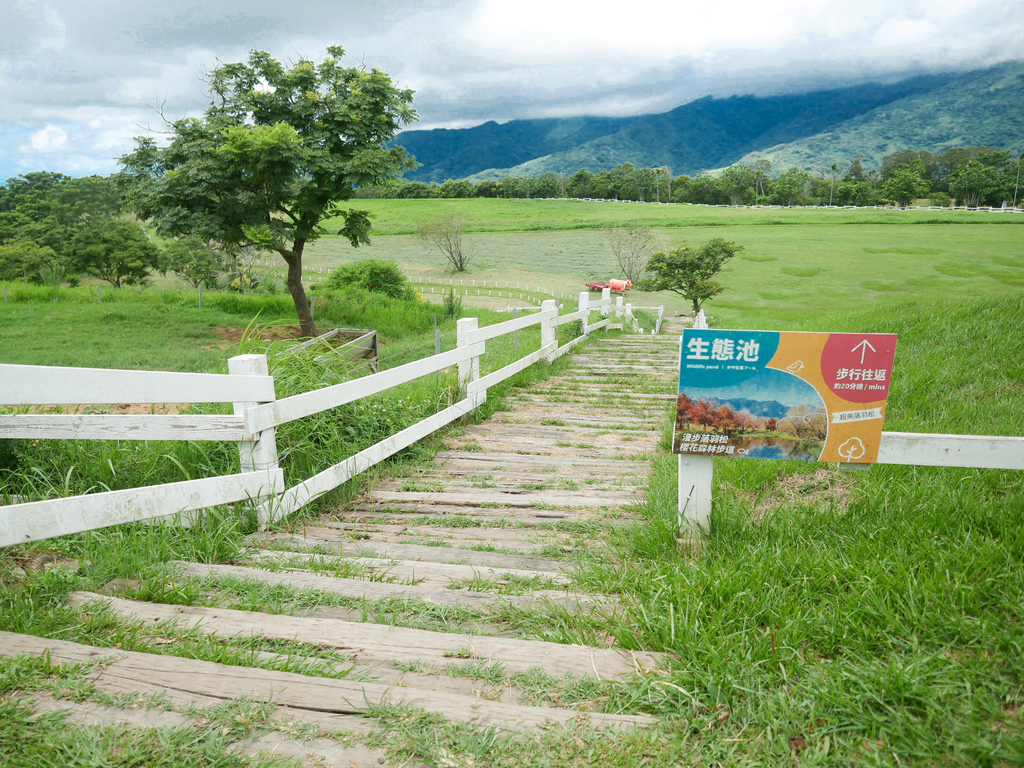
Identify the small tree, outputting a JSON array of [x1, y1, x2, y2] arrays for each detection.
[[418, 210, 473, 272], [635, 237, 743, 314], [165, 236, 223, 289], [881, 161, 931, 207], [70, 221, 163, 287], [604, 222, 653, 283]]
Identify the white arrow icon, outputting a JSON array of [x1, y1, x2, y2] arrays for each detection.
[[852, 339, 876, 364]]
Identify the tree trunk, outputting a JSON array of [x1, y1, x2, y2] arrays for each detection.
[[280, 245, 318, 338]]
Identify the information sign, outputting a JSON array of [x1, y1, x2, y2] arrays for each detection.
[[675, 329, 898, 463]]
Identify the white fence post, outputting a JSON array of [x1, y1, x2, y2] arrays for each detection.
[[457, 317, 481, 393], [679, 311, 714, 537], [601, 287, 611, 327], [578, 291, 590, 336], [541, 299, 558, 362], [613, 295, 624, 330], [229, 354, 280, 529], [679, 454, 714, 535]]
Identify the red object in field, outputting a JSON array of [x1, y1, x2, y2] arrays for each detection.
[[586, 279, 632, 294]]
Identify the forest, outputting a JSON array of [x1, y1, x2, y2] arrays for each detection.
[[360, 146, 1023, 209]]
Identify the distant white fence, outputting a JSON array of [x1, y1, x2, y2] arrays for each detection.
[[552, 198, 1024, 214], [678, 312, 1024, 535], [0, 289, 644, 548]]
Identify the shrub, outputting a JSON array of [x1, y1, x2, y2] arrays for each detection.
[[327, 258, 412, 299]]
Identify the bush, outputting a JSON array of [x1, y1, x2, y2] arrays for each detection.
[[929, 192, 952, 207], [327, 258, 412, 299]]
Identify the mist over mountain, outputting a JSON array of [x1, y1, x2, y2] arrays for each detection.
[[395, 62, 1024, 182]]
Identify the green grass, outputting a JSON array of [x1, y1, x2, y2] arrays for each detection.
[[574, 293, 1024, 766], [300, 201, 1024, 326], [2, 201, 1024, 766]]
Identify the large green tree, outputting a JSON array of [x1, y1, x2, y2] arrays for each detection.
[[881, 161, 931, 207], [635, 237, 743, 314], [119, 46, 418, 336]]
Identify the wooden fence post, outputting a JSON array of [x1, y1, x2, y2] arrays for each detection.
[[612, 295, 624, 330], [601, 287, 611, 328], [457, 317, 480, 393], [578, 291, 590, 337], [540, 299, 557, 362], [229, 354, 280, 529]]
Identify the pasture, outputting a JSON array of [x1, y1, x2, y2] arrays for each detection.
[[308, 200, 1024, 326], [2, 201, 1024, 766]]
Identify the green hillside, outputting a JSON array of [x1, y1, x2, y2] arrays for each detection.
[[395, 62, 1024, 181], [735, 61, 1024, 171]]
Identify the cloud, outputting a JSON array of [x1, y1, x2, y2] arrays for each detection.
[[25, 124, 68, 153], [0, 0, 1020, 179]]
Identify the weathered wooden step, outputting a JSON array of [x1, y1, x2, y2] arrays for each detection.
[[346, 503, 577, 521], [62, 595, 663, 681], [365, 489, 638, 509], [20, 693, 386, 768], [249, 550, 573, 586], [435, 451, 650, 469], [1, 632, 656, 731], [259, 535, 573, 571], [313, 522, 586, 552], [171, 561, 608, 610]]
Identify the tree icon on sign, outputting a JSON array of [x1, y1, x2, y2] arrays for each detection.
[[838, 437, 866, 463]]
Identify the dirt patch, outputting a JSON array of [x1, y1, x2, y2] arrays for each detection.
[[208, 325, 306, 349], [745, 467, 856, 520]]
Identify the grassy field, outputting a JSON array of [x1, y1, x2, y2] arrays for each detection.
[[2, 201, 1023, 766], [304, 200, 1024, 327]]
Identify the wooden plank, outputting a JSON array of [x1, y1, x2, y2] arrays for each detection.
[[553, 308, 588, 325], [262, 536, 571, 571], [0, 414, 249, 442], [63, 595, 661, 681], [246, 345, 481, 433], [171, 561, 605, 609], [0, 632, 655, 731], [877, 431, 1024, 470], [273, 394, 485, 519], [347, 502, 576, 520], [23, 691, 378, 737], [468, 342, 557, 396], [0, 469, 283, 548], [434, 451, 650, 468], [467, 307, 557, 343], [249, 551, 573, 586], [0, 363, 273, 406], [366, 489, 638, 508]]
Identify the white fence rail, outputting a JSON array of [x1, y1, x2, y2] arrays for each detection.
[[1, 290, 649, 548]]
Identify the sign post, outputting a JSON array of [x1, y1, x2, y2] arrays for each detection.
[[675, 328, 898, 534]]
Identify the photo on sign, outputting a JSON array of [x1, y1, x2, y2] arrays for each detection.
[[674, 367, 828, 461]]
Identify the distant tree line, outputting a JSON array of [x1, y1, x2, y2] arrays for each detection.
[[0, 171, 277, 292], [359, 146, 1023, 208]]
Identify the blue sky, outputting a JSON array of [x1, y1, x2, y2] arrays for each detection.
[[2, 0, 1021, 182]]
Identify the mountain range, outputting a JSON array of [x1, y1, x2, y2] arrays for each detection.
[[395, 61, 1024, 182]]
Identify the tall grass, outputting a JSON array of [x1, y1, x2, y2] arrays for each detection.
[[588, 293, 1024, 765]]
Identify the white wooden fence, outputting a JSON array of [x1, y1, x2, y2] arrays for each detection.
[[0, 290, 635, 548], [678, 312, 1024, 534]]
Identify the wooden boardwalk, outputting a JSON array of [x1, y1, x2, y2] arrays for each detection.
[[4, 326, 684, 767]]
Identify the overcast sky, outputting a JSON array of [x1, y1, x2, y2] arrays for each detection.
[[2, 0, 1021, 182]]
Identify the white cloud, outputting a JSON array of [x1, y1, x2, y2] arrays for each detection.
[[0, 0, 1021, 179], [26, 124, 68, 153]]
